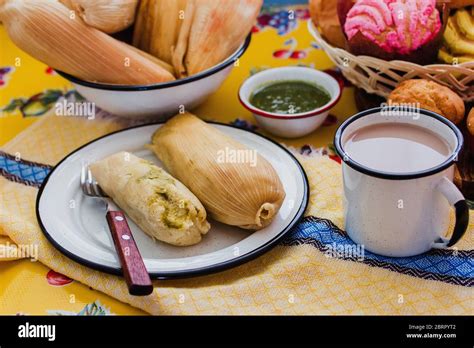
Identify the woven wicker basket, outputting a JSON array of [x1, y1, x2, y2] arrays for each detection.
[[308, 21, 474, 103]]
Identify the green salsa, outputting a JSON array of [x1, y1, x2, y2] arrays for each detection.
[[250, 80, 331, 115]]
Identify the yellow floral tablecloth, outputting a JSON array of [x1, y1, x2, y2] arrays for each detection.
[[1, 5, 472, 315]]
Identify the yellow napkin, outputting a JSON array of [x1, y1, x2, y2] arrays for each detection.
[[1, 111, 473, 315]]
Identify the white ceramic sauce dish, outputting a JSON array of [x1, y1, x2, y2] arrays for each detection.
[[56, 35, 251, 120], [238, 67, 342, 138]]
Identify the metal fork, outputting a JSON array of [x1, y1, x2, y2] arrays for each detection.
[[81, 164, 153, 296]]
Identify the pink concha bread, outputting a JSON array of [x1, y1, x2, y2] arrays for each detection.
[[337, 0, 446, 64]]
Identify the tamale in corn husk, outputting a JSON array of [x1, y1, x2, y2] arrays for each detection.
[[0, 0, 175, 85], [133, 0, 262, 78], [149, 113, 286, 230], [133, 0, 188, 66], [60, 0, 139, 34], [174, 0, 263, 77]]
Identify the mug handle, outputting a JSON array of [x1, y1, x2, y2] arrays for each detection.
[[432, 177, 469, 248]]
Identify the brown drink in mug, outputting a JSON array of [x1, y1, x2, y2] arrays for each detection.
[[334, 106, 469, 257]]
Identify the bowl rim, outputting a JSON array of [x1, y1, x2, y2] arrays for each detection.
[[238, 66, 342, 120], [55, 34, 252, 91]]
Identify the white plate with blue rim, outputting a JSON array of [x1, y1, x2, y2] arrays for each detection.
[[36, 122, 309, 279]]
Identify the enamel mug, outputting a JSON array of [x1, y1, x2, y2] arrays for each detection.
[[334, 107, 469, 257]]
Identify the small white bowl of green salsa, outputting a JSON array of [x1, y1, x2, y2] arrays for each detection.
[[239, 67, 342, 138]]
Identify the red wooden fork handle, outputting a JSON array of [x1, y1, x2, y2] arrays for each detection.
[[106, 211, 153, 296]]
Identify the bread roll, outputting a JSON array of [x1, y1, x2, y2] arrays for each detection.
[[388, 80, 465, 125], [309, 0, 346, 48], [341, 0, 444, 64], [468, 108, 474, 135]]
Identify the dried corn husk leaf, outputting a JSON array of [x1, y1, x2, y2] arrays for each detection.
[[133, 0, 187, 65], [140, 0, 154, 52], [125, 41, 175, 75], [171, 0, 195, 77], [0, 0, 175, 85], [149, 113, 286, 230], [132, 0, 149, 50], [60, 0, 139, 34], [173, 0, 262, 77], [152, 0, 188, 65]]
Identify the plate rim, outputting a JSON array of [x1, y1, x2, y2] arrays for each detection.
[[36, 121, 309, 280]]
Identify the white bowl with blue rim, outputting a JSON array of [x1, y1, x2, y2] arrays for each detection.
[[56, 35, 251, 120]]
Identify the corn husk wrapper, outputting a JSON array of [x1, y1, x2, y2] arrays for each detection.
[[133, 0, 151, 52], [90, 152, 210, 247], [0, 0, 175, 85], [149, 113, 286, 230], [134, 0, 262, 78], [60, 0, 139, 34], [133, 0, 187, 66], [171, 0, 196, 77], [175, 0, 263, 77], [125, 42, 175, 75]]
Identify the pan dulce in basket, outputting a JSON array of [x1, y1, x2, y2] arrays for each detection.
[[308, 0, 474, 102]]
